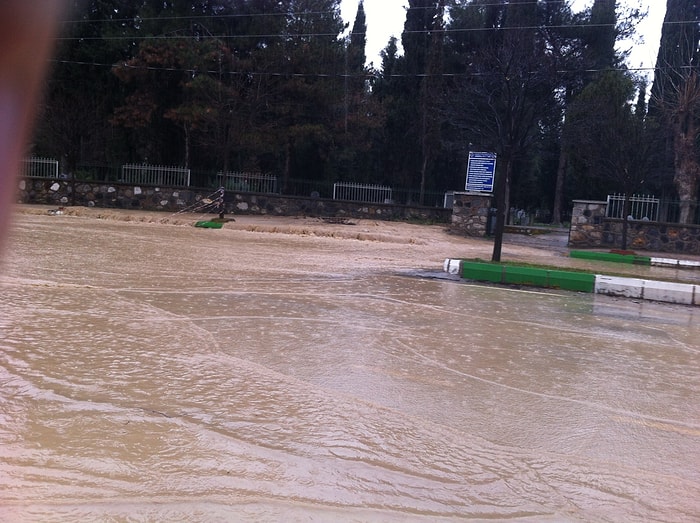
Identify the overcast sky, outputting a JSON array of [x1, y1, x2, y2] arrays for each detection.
[[339, 0, 666, 74]]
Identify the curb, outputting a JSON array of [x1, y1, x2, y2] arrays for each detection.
[[443, 259, 699, 306], [570, 250, 700, 270], [650, 257, 700, 269]]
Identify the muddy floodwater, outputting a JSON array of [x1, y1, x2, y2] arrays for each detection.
[[1, 209, 699, 522]]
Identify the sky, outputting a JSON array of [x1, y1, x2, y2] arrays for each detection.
[[339, 1, 667, 75]]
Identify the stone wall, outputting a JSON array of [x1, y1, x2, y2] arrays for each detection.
[[568, 200, 607, 247], [602, 220, 700, 254], [569, 199, 700, 254], [449, 192, 493, 236], [16, 178, 451, 223]]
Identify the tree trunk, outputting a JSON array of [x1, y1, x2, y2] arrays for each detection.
[[419, 145, 428, 206], [183, 124, 190, 169], [552, 147, 568, 226], [418, 69, 429, 207], [283, 139, 292, 195], [491, 158, 512, 262], [671, 74, 700, 224], [504, 170, 511, 225], [674, 131, 699, 224]]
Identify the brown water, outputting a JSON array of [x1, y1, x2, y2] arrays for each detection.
[[1, 212, 699, 522]]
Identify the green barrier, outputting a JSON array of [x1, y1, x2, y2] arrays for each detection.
[[570, 250, 651, 265], [195, 220, 224, 229], [504, 266, 549, 287], [461, 261, 595, 293], [461, 261, 504, 283]]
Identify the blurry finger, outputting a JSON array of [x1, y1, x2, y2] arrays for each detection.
[[0, 1, 67, 253]]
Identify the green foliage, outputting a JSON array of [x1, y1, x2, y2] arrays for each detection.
[[33, 0, 671, 226], [567, 70, 656, 195], [648, 0, 700, 216]]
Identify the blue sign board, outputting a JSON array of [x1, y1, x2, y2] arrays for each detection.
[[466, 152, 496, 193]]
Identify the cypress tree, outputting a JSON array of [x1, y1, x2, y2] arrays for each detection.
[[649, 0, 700, 223], [347, 0, 366, 74], [381, 0, 445, 202], [553, 0, 622, 223]]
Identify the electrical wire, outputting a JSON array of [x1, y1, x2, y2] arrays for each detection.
[[56, 20, 696, 41], [57, 2, 577, 25], [47, 4, 696, 79], [50, 58, 689, 79]]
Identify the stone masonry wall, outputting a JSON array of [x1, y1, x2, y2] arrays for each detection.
[[569, 199, 700, 254], [602, 220, 700, 254], [16, 178, 451, 223], [568, 200, 607, 247], [450, 192, 493, 237]]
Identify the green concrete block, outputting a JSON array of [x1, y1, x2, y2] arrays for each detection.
[[462, 261, 504, 283], [570, 250, 651, 265], [461, 261, 595, 293], [504, 266, 549, 287], [570, 250, 600, 261]]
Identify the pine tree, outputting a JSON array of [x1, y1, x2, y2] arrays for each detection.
[[34, 0, 140, 170], [380, 0, 445, 202], [567, 72, 656, 249], [552, 0, 623, 224], [263, 0, 347, 187]]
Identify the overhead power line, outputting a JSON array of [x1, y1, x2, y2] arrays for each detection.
[[51, 58, 678, 79], [54, 19, 697, 42], [57, 2, 576, 25]]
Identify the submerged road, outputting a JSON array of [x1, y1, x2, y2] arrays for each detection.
[[1, 210, 698, 521]]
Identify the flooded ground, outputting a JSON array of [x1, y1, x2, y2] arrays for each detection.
[[1, 207, 699, 522]]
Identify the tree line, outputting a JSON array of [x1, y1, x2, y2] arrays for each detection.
[[34, 1, 700, 235]]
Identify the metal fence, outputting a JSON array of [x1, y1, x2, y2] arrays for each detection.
[[21, 160, 453, 209], [217, 171, 278, 193], [22, 157, 59, 178], [606, 194, 700, 224], [121, 164, 191, 187], [606, 194, 660, 221], [333, 182, 393, 204]]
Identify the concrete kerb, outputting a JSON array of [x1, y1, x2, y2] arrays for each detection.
[[443, 258, 700, 307], [570, 250, 700, 270], [594, 275, 698, 306], [651, 257, 700, 269]]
